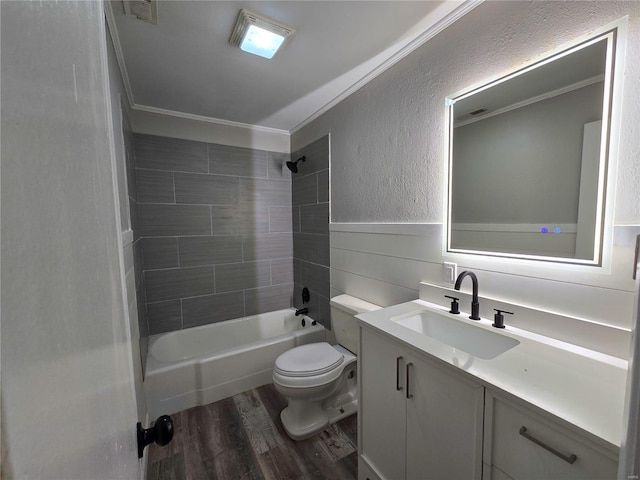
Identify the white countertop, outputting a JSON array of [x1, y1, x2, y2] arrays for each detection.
[[357, 299, 628, 451]]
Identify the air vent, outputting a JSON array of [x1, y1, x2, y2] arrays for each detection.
[[229, 9, 295, 59], [123, 0, 158, 25], [454, 107, 491, 125]]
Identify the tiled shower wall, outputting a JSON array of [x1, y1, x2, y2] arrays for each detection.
[[134, 133, 293, 334], [292, 135, 331, 329]]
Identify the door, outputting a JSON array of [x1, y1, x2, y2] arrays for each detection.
[[406, 353, 484, 480], [360, 327, 407, 479], [1, 2, 140, 478], [618, 234, 640, 479]]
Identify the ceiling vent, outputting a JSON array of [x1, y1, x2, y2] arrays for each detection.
[[469, 108, 488, 116], [229, 9, 295, 59], [123, 0, 158, 25], [454, 108, 491, 125]]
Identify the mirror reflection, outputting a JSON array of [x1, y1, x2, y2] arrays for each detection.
[[447, 31, 615, 264]]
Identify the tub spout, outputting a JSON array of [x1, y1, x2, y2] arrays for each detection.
[[295, 308, 309, 316]]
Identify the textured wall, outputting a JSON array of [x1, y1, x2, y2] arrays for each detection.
[[292, 1, 640, 226], [135, 133, 293, 334], [292, 136, 331, 328]]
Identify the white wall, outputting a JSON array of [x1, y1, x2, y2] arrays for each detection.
[[292, 1, 640, 356], [1, 1, 139, 477], [106, 20, 148, 432], [108, 24, 134, 234]]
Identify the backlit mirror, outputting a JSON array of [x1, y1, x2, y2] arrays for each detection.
[[446, 30, 617, 265]]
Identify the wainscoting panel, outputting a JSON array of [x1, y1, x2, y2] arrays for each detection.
[[330, 223, 639, 357]]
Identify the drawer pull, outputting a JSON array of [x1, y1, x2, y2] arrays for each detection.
[[396, 356, 403, 391], [519, 426, 577, 464], [406, 363, 414, 399]]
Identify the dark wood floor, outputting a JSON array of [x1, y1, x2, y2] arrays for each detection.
[[147, 384, 358, 480]]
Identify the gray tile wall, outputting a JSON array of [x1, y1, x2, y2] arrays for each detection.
[[292, 135, 331, 329], [134, 133, 293, 334]]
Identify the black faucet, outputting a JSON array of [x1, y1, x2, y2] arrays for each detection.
[[295, 307, 309, 316], [454, 271, 481, 320]]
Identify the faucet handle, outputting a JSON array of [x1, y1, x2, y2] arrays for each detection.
[[444, 295, 460, 315], [493, 309, 513, 329]]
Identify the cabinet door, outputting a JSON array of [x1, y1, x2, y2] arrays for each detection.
[[360, 327, 407, 480], [405, 353, 484, 480]]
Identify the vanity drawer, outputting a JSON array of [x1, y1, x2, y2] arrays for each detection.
[[486, 394, 618, 480]]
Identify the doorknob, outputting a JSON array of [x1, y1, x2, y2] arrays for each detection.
[[137, 415, 174, 458]]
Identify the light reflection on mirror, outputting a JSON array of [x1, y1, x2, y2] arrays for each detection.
[[446, 30, 616, 265]]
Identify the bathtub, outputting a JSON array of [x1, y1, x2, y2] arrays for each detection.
[[144, 308, 326, 418]]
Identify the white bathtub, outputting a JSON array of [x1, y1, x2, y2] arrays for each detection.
[[144, 308, 326, 418]]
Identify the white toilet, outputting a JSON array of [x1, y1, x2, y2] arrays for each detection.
[[272, 294, 381, 440]]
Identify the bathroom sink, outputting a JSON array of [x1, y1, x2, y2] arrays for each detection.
[[392, 310, 520, 360]]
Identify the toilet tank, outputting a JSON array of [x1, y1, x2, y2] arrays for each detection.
[[330, 294, 381, 354]]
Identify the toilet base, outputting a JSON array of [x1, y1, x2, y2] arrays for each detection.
[[280, 391, 358, 441], [274, 344, 359, 441], [280, 405, 329, 441], [327, 396, 358, 422]]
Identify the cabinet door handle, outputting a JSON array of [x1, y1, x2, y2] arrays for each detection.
[[396, 356, 403, 391], [406, 363, 414, 399], [519, 426, 577, 464]]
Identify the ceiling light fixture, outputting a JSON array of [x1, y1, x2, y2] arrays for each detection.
[[229, 9, 295, 60]]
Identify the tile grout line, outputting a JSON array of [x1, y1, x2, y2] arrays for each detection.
[[178, 297, 183, 330]]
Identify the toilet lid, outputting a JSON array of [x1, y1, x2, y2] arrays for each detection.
[[274, 342, 344, 377]]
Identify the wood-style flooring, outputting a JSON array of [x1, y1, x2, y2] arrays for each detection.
[[147, 384, 358, 480]]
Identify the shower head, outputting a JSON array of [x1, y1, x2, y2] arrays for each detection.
[[286, 156, 305, 174]]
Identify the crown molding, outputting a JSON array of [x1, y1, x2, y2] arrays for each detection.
[[104, 0, 481, 136], [131, 104, 290, 136], [290, 0, 484, 134], [104, 2, 287, 137], [453, 74, 605, 128]]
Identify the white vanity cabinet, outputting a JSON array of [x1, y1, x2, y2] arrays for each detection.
[[357, 298, 624, 480], [358, 324, 620, 480], [358, 326, 485, 480], [482, 391, 619, 480]]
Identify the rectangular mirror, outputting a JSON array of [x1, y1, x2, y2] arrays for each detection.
[[446, 29, 617, 265]]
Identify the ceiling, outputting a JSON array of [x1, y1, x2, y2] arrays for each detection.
[[108, 1, 471, 133]]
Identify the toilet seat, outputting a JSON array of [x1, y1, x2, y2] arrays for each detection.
[[275, 342, 344, 376], [273, 342, 346, 388]]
